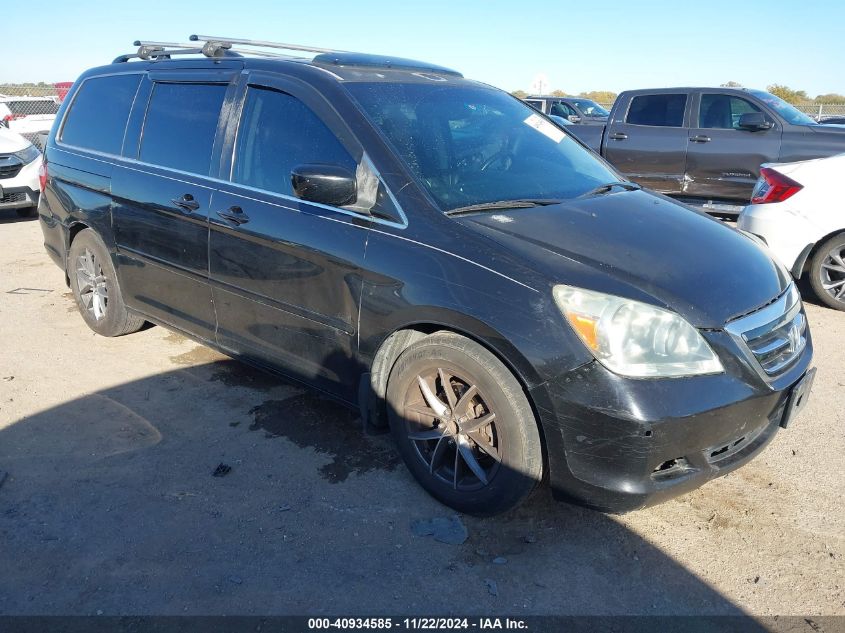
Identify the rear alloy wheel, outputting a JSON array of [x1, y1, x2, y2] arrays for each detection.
[[809, 233, 845, 311], [387, 332, 542, 516], [68, 229, 145, 336], [75, 247, 109, 322]]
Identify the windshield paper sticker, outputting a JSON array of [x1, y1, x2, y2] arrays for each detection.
[[523, 113, 566, 143]]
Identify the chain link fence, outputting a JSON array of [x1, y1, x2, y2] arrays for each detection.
[[795, 103, 845, 120], [0, 85, 68, 149]]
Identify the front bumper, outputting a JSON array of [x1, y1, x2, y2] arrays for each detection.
[[1, 157, 40, 210], [0, 186, 39, 210], [530, 334, 813, 513]]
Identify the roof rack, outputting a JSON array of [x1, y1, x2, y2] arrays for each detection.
[[134, 40, 293, 59], [189, 34, 350, 56], [113, 34, 463, 77], [114, 37, 307, 63], [185, 35, 463, 76], [114, 45, 206, 63]]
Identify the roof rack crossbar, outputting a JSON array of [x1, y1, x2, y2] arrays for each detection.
[[117, 35, 461, 76], [189, 34, 350, 56], [116, 39, 299, 64], [133, 40, 292, 58], [133, 40, 196, 48], [114, 46, 206, 63]]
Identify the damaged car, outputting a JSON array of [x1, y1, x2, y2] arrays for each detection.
[[38, 36, 815, 515]]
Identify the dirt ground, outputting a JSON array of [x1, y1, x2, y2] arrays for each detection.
[[0, 212, 843, 617]]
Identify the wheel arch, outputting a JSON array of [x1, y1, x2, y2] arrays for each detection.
[[64, 220, 92, 283], [361, 316, 550, 475], [798, 228, 845, 276]]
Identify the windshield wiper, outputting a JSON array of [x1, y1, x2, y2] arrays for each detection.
[[444, 198, 563, 216], [580, 181, 642, 198]]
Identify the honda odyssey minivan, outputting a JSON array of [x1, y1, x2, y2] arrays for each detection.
[[37, 36, 815, 516]]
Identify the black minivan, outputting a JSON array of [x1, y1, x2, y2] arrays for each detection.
[[38, 37, 815, 516]]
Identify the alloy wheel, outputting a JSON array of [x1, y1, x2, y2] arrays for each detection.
[[76, 248, 109, 321], [820, 244, 845, 304], [402, 367, 501, 491]]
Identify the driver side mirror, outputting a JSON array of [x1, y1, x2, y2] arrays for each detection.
[[738, 112, 773, 131], [291, 164, 357, 207], [568, 115, 581, 124]]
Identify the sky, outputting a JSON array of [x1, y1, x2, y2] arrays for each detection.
[[3, 0, 844, 98]]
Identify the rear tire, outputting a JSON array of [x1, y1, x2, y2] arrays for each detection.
[[809, 232, 845, 311], [68, 229, 145, 336], [386, 332, 543, 516]]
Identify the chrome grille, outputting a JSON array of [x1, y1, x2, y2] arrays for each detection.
[[745, 311, 806, 375], [726, 285, 806, 380]]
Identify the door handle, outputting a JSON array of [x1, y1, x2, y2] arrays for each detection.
[[690, 135, 711, 143], [171, 193, 200, 212], [216, 205, 250, 226], [608, 132, 628, 140]]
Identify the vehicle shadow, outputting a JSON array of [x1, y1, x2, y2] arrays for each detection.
[[0, 357, 769, 623], [796, 273, 828, 309], [0, 209, 38, 224]]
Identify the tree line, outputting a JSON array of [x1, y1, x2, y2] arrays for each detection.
[[512, 84, 845, 105]]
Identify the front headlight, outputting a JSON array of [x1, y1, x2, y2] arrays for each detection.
[[13, 143, 41, 166], [553, 285, 724, 378]]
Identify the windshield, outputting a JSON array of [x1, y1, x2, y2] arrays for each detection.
[[568, 99, 610, 117], [344, 82, 619, 212], [747, 90, 817, 126]]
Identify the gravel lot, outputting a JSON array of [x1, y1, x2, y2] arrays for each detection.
[[0, 212, 843, 616]]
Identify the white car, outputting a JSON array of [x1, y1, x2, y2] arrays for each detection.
[[0, 126, 42, 217], [0, 95, 60, 146], [738, 153, 845, 310]]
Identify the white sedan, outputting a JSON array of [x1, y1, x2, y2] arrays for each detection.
[[738, 153, 845, 311]]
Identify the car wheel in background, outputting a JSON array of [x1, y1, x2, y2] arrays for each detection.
[[386, 332, 543, 516], [809, 232, 845, 311], [68, 229, 146, 336]]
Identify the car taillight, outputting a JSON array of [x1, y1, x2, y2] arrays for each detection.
[[751, 167, 803, 204], [2, 113, 26, 122], [38, 159, 48, 193]]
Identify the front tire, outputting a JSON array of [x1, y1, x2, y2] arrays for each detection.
[[68, 229, 145, 336], [386, 332, 543, 516], [809, 232, 845, 311]]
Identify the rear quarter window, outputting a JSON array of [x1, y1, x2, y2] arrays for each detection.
[[60, 74, 142, 155], [626, 94, 687, 127]]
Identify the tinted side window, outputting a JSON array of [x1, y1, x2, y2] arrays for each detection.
[[626, 94, 687, 127], [232, 86, 356, 196], [550, 102, 576, 117], [698, 94, 762, 129], [139, 83, 227, 175], [60, 74, 141, 154]]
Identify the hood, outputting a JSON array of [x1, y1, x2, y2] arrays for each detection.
[[455, 191, 790, 328], [0, 127, 31, 153]]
